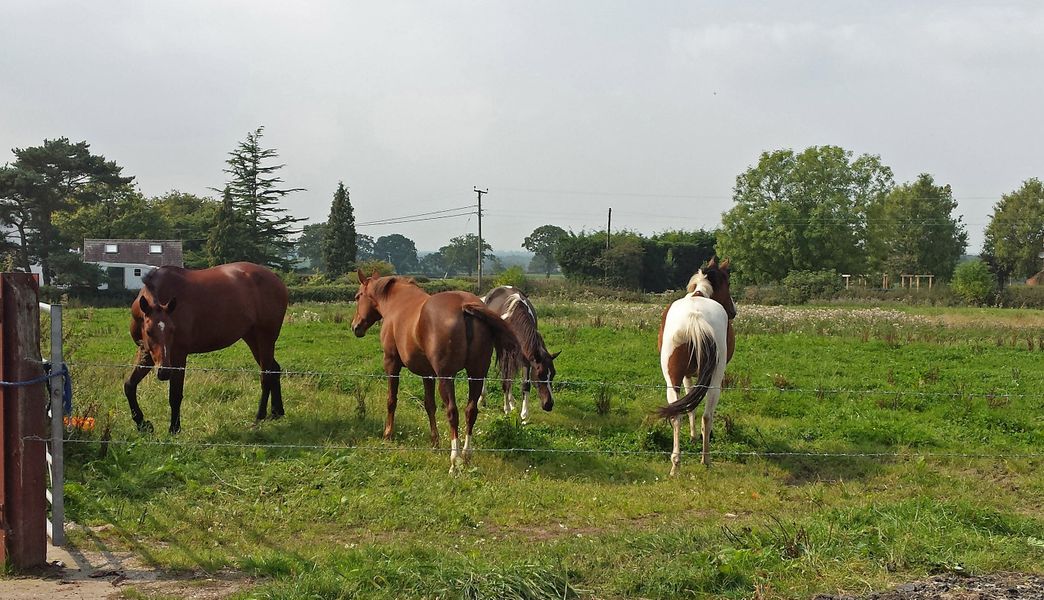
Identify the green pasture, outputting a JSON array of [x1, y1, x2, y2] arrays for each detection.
[[43, 300, 1044, 598]]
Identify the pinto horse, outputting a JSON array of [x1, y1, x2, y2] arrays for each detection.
[[351, 271, 521, 473], [656, 257, 736, 474], [124, 262, 289, 433], [478, 286, 559, 423]]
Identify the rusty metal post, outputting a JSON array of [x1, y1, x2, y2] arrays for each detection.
[[0, 273, 47, 569]]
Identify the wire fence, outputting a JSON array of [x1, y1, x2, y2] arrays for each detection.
[[66, 361, 1044, 399]]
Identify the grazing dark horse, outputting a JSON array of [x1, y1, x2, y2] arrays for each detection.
[[124, 262, 289, 433], [655, 257, 737, 473], [478, 286, 559, 422], [351, 270, 521, 473]]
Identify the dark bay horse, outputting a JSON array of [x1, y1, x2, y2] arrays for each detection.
[[478, 286, 558, 422], [655, 257, 736, 473], [351, 271, 521, 473], [124, 262, 289, 433]]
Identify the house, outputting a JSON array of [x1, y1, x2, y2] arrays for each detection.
[[83, 239, 184, 290]]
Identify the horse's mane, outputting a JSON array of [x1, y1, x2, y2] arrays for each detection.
[[501, 295, 543, 368], [686, 270, 713, 297], [369, 275, 419, 300], [142, 266, 189, 298]]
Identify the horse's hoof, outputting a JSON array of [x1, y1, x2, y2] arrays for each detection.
[[137, 420, 154, 434], [669, 465, 679, 477], [169, 426, 181, 435], [270, 412, 284, 420]]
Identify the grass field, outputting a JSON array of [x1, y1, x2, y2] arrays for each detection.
[[43, 298, 1044, 599]]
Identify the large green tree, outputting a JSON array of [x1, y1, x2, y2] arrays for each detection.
[[982, 178, 1044, 282], [374, 233, 419, 273], [522, 224, 567, 278], [322, 182, 357, 277], [356, 234, 376, 260], [151, 191, 221, 267], [221, 126, 304, 268], [206, 187, 254, 266], [717, 146, 893, 283], [297, 222, 328, 272], [0, 138, 133, 283], [868, 173, 967, 279], [440, 233, 491, 276]]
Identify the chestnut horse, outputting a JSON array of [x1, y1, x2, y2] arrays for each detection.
[[351, 271, 521, 473], [656, 257, 736, 474], [478, 286, 558, 423], [124, 262, 288, 433]]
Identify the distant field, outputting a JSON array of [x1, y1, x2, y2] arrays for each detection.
[[48, 299, 1044, 599]]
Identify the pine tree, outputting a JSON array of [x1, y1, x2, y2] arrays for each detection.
[[222, 126, 304, 268], [206, 187, 254, 266], [322, 181, 357, 277]]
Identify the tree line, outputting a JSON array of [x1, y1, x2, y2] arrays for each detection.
[[2, 136, 1040, 292]]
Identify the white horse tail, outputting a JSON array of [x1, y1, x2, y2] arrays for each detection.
[[656, 313, 719, 419]]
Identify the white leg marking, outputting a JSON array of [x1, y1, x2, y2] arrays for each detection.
[[683, 376, 697, 441], [463, 434, 473, 464], [450, 437, 460, 474], [520, 390, 530, 423], [478, 380, 487, 408]]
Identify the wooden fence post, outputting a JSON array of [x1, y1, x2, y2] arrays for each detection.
[[0, 273, 47, 569]]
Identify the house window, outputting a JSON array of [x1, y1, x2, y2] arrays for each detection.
[[149, 244, 162, 254], [104, 244, 118, 253], [134, 268, 142, 277]]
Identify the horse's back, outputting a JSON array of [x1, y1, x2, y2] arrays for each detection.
[[661, 295, 728, 358]]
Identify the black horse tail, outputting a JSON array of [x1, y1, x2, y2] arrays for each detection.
[[656, 325, 718, 419], [462, 302, 523, 386]]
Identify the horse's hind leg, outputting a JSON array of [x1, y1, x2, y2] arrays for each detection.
[[683, 376, 696, 442], [245, 332, 281, 421], [463, 375, 483, 465], [438, 377, 461, 473], [423, 377, 439, 448], [701, 388, 721, 467], [124, 347, 155, 432]]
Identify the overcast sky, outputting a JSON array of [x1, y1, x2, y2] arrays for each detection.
[[2, 1, 1042, 252]]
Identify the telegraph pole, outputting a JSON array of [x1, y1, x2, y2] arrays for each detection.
[[475, 187, 488, 291], [606, 207, 612, 249]]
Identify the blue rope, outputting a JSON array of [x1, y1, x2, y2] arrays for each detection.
[[0, 363, 73, 415]]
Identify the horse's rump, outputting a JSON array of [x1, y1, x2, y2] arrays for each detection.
[[656, 298, 726, 419], [461, 302, 522, 384]]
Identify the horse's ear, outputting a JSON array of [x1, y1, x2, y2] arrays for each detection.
[[720, 258, 731, 272], [357, 268, 368, 284], [707, 256, 718, 269], [550, 350, 561, 360], [371, 268, 380, 280], [138, 295, 152, 315], [163, 297, 177, 314]]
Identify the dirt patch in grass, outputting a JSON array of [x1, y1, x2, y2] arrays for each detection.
[[0, 542, 253, 600], [814, 572, 1044, 599]]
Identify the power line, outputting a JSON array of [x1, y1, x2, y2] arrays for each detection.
[[356, 204, 476, 227]]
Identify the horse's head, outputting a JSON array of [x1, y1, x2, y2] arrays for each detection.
[[138, 294, 178, 380], [689, 257, 737, 320], [530, 347, 561, 411], [351, 269, 383, 337], [705, 257, 736, 319]]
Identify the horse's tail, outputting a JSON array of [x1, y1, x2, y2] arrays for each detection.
[[656, 312, 719, 419], [462, 302, 523, 385]]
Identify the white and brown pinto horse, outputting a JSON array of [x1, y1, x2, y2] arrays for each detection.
[[478, 286, 558, 422], [656, 257, 736, 474]]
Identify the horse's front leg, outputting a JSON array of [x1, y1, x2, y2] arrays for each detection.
[[383, 356, 403, 440], [463, 376, 483, 465], [167, 366, 186, 434], [520, 365, 532, 424], [124, 346, 155, 432], [423, 377, 439, 448], [438, 378, 461, 474]]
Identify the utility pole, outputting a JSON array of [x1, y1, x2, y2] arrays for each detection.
[[606, 208, 612, 249], [475, 187, 488, 291]]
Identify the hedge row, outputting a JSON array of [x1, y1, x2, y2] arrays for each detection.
[[287, 279, 474, 304]]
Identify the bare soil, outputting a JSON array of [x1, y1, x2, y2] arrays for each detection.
[[815, 572, 1044, 600], [0, 541, 252, 600]]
